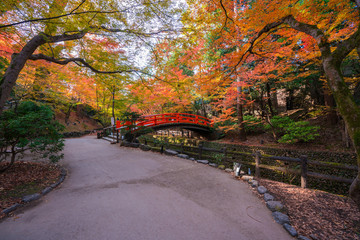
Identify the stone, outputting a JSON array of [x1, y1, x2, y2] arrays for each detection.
[[41, 187, 52, 195], [129, 143, 140, 148], [257, 186, 267, 194], [164, 149, 178, 156], [239, 170, 245, 175], [225, 168, 233, 172], [189, 158, 195, 161], [218, 165, 225, 170], [2, 203, 22, 214], [177, 154, 189, 159], [309, 234, 320, 240], [22, 193, 41, 203], [298, 235, 311, 240], [264, 193, 275, 202], [58, 175, 65, 184], [197, 160, 209, 164], [250, 180, 259, 187], [140, 144, 151, 151], [209, 163, 218, 167], [60, 168, 67, 176], [242, 175, 254, 181], [120, 141, 131, 147], [50, 182, 60, 188], [283, 223, 298, 237], [266, 201, 284, 212], [272, 211, 290, 225]]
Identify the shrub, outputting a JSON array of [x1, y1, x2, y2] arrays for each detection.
[[265, 116, 319, 144], [278, 121, 320, 144], [0, 101, 64, 172], [243, 115, 265, 133]]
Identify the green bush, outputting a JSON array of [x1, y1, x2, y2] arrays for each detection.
[[0, 101, 64, 172], [243, 115, 265, 133], [265, 116, 319, 144], [278, 121, 320, 144]]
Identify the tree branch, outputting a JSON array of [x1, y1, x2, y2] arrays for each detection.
[[28, 54, 135, 74], [0, 1, 167, 29], [332, 28, 360, 64]]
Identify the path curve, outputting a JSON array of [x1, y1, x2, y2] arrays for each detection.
[[0, 136, 291, 240]]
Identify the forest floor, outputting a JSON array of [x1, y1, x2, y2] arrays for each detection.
[[254, 178, 360, 239], [220, 114, 360, 239], [0, 162, 61, 219]]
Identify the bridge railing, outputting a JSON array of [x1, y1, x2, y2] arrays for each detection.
[[116, 113, 213, 130]]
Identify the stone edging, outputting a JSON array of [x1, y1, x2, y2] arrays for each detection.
[[125, 143, 308, 239], [1, 166, 67, 216]]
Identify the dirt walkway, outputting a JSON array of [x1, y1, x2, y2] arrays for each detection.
[[0, 136, 291, 240]]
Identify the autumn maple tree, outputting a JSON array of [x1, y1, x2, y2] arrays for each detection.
[[178, 0, 360, 206], [0, 0, 183, 113]]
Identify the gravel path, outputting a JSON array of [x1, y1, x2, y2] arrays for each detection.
[[0, 136, 291, 240]]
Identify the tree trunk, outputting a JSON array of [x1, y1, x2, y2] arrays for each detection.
[[237, 86, 247, 141], [266, 82, 274, 116], [0, 35, 46, 113], [323, 58, 360, 207], [324, 89, 338, 125]]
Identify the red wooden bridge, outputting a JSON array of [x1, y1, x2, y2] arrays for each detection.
[[116, 113, 214, 140]]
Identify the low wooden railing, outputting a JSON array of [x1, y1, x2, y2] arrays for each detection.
[[144, 139, 358, 189]]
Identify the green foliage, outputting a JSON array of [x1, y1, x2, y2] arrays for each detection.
[[0, 101, 65, 170], [212, 153, 224, 165], [243, 115, 265, 133], [278, 121, 320, 144], [267, 116, 293, 130], [265, 116, 319, 144]]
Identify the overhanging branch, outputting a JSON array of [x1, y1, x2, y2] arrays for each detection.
[[29, 54, 136, 74]]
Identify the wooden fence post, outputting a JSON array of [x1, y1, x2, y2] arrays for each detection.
[[300, 155, 308, 188], [198, 142, 203, 159], [255, 151, 261, 178], [222, 147, 227, 162], [116, 130, 119, 143], [181, 143, 184, 154]]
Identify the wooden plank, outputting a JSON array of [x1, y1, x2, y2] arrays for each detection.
[[308, 160, 358, 171], [263, 155, 301, 163], [307, 171, 354, 184]]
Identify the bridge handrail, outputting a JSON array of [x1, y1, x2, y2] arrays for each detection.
[[116, 113, 213, 130]]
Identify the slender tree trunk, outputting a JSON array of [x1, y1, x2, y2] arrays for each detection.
[[237, 86, 247, 141], [323, 59, 360, 206], [112, 88, 115, 120], [266, 82, 274, 116]]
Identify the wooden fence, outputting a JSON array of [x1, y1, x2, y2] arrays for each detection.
[[144, 139, 358, 189]]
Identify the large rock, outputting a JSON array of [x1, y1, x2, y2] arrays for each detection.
[[197, 160, 209, 164], [225, 168, 233, 173], [209, 163, 218, 167], [272, 211, 290, 225], [164, 149, 178, 156], [242, 175, 254, 181], [264, 193, 274, 202], [266, 201, 284, 212], [250, 180, 259, 187], [177, 154, 189, 159], [140, 144, 151, 151], [283, 223, 298, 237], [257, 186, 267, 194], [22, 193, 41, 203]]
